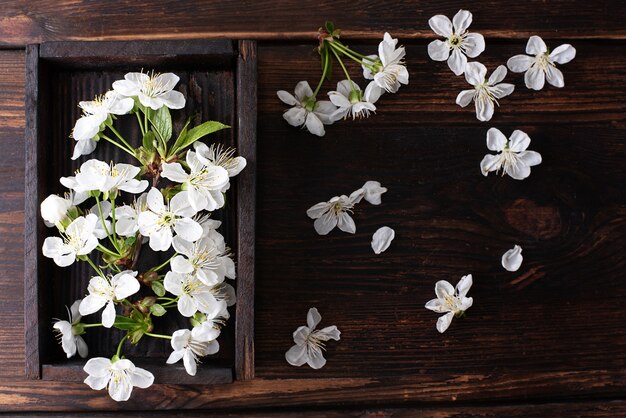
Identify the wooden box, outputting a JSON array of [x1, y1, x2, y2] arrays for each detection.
[[24, 40, 256, 384]]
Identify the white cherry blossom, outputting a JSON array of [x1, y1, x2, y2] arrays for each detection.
[[161, 151, 229, 212], [285, 307, 340, 369], [137, 188, 202, 251], [456, 62, 515, 122], [164, 271, 222, 317], [171, 235, 235, 286], [428, 10, 485, 75], [60, 159, 148, 195], [306, 189, 364, 235], [42, 214, 99, 267], [79, 270, 140, 328], [40, 190, 87, 227], [362, 33, 409, 99], [84, 357, 154, 402], [502, 245, 523, 272], [112, 71, 185, 110], [425, 274, 473, 333], [192, 300, 230, 336], [115, 193, 148, 237], [53, 299, 88, 359], [166, 328, 220, 376], [328, 80, 376, 120], [507, 36, 576, 90], [71, 91, 134, 160], [277, 81, 337, 137], [194, 142, 247, 180], [480, 128, 542, 180]]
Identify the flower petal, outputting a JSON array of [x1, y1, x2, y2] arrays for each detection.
[[435, 280, 454, 299], [428, 14, 453, 38], [313, 211, 338, 235], [447, 48, 467, 76], [524, 66, 545, 90], [475, 95, 494, 121], [306, 345, 327, 369], [463, 33, 485, 58], [486, 127, 507, 151], [502, 245, 523, 272], [283, 107, 306, 127], [464, 62, 487, 86], [452, 9, 473, 34], [314, 326, 341, 341], [427, 40, 450, 62], [307, 307, 322, 329], [131, 367, 154, 389], [506, 160, 531, 180], [455, 89, 474, 107], [436, 312, 455, 333], [108, 374, 133, 402], [305, 113, 325, 137], [183, 350, 198, 376], [488, 65, 507, 85], [546, 65, 565, 88], [507, 54, 533, 73], [173, 218, 203, 242], [550, 44, 576, 64], [480, 154, 502, 176], [337, 212, 356, 234], [294, 81, 313, 101], [285, 344, 308, 367], [79, 294, 106, 316], [101, 301, 116, 328], [456, 274, 473, 298], [371, 226, 395, 254], [178, 293, 197, 317], [425, 298, 447, 313], [508, 130, 531, 152], [517, 150, 542, 167], [526, 35, 547, 55], [492, 83, 515, 99]]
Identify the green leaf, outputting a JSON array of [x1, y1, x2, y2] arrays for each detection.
[[142, 131, 156, 152], [124, 235, 137, 246], [112, 315, 138, 331], [169, 117, 193, 157], [325, 21, 335, 33], [172, 121, 230, 154], [150, 304, 166, 317], [144, 106, 172, 143], [151, 281, 166, 297]]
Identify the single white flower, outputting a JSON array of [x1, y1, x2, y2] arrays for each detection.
[[363, 32, 409, 95], [71, 91, 134, 160], [456, 62, 515, 122], [277, 81, 337, 137], [53, 299, 88, 359], [507, 36, 576, 90], [83, 357, 154, 402], [161, 151, 229, 212], [425, 274, 473, 333], [285, 307, 340, 369], [171, 235, 235, 286], [166, 328, 220, 376], [306, 189, 364, 235], [164, 271, 222, 317], [112, 71, 185, 110], [502, 245, 523, 272], [42, 214, 99, 267], [371, 226, 395, 254], [194, 142, 247, 180], [328, 80, 376, 121], [115, 193, 148, 237], [60, 159, 148, 195], [192, 300, 230, 335], [480, 128, 542, 180], [79, 270, 140, 328], [40, 190, 87, 227], [428, 10, 485, 75], [360, 180, 387, 205], [137, 188, 202, 251]]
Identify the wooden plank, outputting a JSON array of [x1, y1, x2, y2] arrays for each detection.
[[23, 43, 40, 379], [235, 40, 257, 381], [0, 0, 626, 46]]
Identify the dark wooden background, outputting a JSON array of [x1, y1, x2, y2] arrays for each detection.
[[1, 0, 625, 415]]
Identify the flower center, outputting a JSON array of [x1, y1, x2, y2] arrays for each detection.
[[348, 89, 362, 104], [474, 83, 499, 108], [142, 72, 170, 98], [158, 211, 176, 227], [534, 52, 554, 71], [302, 97, 317, 112], [182, 276, 204, 295], [306, 333, 327, 351], [448, 34, 463, 48]]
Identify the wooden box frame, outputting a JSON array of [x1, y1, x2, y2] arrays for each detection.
[[24, 40, 256, 383]]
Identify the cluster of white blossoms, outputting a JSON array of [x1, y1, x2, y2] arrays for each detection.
[[278, 24, 408, 136], [44, 71, 245, 401], [428, 10, 575, 122]]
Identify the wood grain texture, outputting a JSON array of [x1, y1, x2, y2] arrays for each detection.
[[0, 0, 625, 413], [0, 0, 626, 46]]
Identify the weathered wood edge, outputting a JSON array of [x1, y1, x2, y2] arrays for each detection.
[[24, 43, 41, 380], [235, 40, 257, 381], [42, 361, 233, 385], [38, 39, 235, 59]]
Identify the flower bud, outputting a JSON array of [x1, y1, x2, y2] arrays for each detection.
[[40, 194, 72, 225]]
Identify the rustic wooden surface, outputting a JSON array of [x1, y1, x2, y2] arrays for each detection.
[[0, 0, 625, 414]]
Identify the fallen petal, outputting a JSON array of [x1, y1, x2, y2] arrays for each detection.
[[371, 226, 395, 254], [502, 245, 523, 272]]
